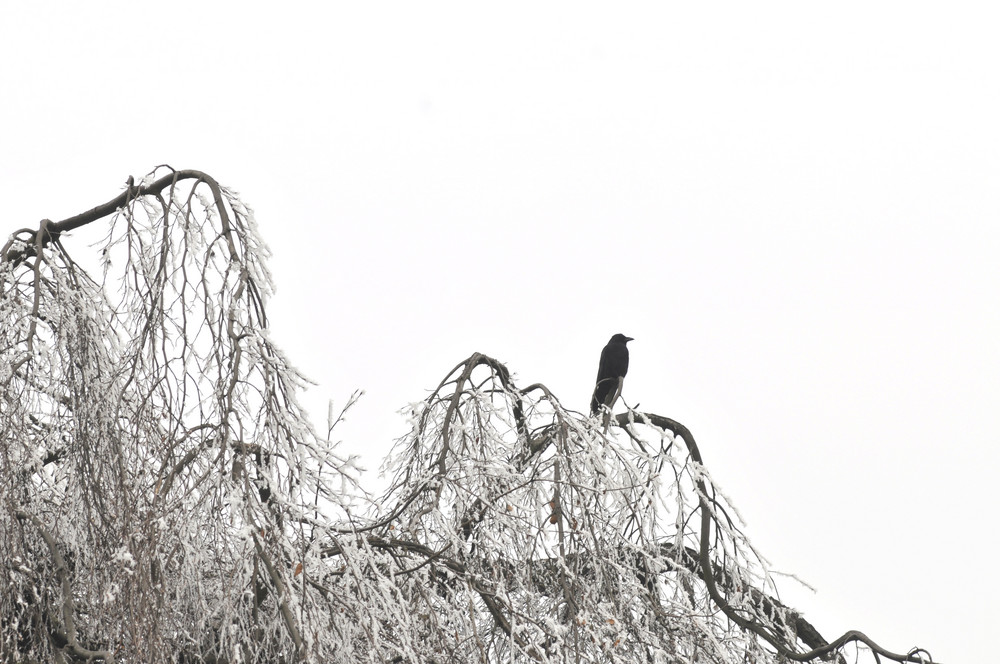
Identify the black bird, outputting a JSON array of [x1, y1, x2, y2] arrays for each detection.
[[590, 333, 633, 415]]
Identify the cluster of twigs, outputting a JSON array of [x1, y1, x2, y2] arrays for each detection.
[[0, 169, 938, 663]]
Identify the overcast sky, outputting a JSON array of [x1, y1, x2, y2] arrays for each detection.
[[2, 3, 997, 662]]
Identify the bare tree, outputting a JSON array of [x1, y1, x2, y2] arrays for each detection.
[[1, 168, 939, 663]]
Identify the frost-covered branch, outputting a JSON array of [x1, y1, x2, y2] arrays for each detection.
[[1, 168, 939, 664], [1, 167, 361, 662], [13, 509, 116, 663], [367, 352, 940, 663], [614, 412, 934, 664]]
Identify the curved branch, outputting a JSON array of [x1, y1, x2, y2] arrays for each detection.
[[2, 168, 227, 266], [428, 353, 527, 474], [615, 411, 940, 664], [14, 509, 117, 663]]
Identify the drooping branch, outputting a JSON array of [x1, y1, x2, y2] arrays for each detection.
[[373, 351, 943, 663], [615, 411, 939, 664], [1, 168, 231, 266], [1, 168, 354, 662], [252, 533, 304, 655], [14, 509, 117, 663], [2, 171, 942, 664]]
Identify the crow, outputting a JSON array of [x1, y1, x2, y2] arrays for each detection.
[[590, 333, 633, 415]]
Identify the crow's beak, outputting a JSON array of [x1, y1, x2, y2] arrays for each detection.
[[625, 337, 634, 342]]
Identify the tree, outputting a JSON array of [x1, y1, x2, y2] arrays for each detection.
[[0, 167, 939, 663]]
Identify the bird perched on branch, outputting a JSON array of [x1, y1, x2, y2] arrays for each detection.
[[590, 333, 633, 415]]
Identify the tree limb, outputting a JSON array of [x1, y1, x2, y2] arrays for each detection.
[[14, 509, 117, 663], [615, 410, 940, 664]]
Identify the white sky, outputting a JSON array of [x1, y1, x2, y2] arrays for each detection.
[[2, 3, 997, 662]]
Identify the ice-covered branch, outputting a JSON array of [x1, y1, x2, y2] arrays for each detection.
[[0, 169, 940, 664], [14, 509, 116, 663], [614, 411, 938, 664]]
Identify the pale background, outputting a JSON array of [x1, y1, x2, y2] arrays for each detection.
[[2, 3, 997, 662]]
